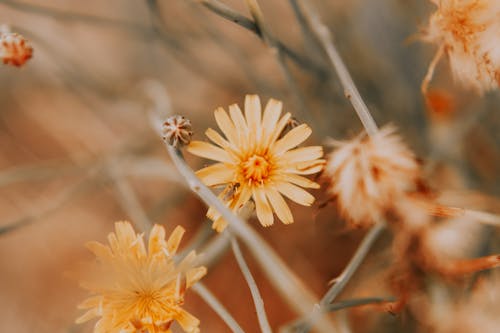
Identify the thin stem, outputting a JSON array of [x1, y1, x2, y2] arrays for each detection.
[[421, 45, 444, 95], [193, 0, 325, 77], [286, 223, 385, 333], [299, 1, 379, 137], [192, 283, 246, 333], [326, 297, 394, 312], [231, 237, 273, 333]]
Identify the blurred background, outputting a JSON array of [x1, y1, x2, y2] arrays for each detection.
[[0, 0, 498, 332]]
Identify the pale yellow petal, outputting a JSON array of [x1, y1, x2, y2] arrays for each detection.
[[195, 163, 234, 187], [166, 225, 185, 256], [86, 241, 113, 261], [75, 308, 100, 324], [275, 181, 315, 206], [289, 159, 326, 175], [186, 266, 207, 287], [281, 146, 323, 163], [205, 128, 230, 148], [266, 188, 293, 224], [148, 224, 166, 256], [272, 124, 312, 155], [268, 112, 291, 144], [278, 174, 320, 189], [244, 94, 262, 141], [212, 215, 228, 232], [214, 107, 238, 144], [229, 104, 248, 147], [262, 98, 282, 144], [175, 309, 200, 333], [253, 187, 274, 226], [188, 141, 234, 163]]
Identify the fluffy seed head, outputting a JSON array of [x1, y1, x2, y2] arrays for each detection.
[[422, 0, 500, 93], [0, 31, 33, 67], [324, 125, 420, 228]]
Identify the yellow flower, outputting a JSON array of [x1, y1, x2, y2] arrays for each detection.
[[187, 95, 325, 231], [76, 221, 206, 333]]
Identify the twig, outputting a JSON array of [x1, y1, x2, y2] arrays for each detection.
[[421, 44, 444, 95], [231, 237, 273, 333], [193, 0, 325, 77], [192, 282, 246, 333], [298, 1, 379, 137], [285, 223, 385, 333], [326, 297, 394, 312]]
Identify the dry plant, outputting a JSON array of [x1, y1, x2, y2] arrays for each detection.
[[0, 1, 499, 333]]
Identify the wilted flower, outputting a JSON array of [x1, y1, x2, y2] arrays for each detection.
[[76, 221, 206, 333], [324, 125, 420, 228], [162, 115, 193, 148], [188, 94, 324, 231], [421, 0, 500, 93], [0, 31, 33, 67]]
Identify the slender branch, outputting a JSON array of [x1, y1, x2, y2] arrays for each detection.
[[192, 283, 246, 333], [193, 0, 325, 77], [326, 297, 394, 312], [421, 44, 444, 95], [286, 223, 385, 333], [298, 1, 379, 137], [231, 237, 272, 333]]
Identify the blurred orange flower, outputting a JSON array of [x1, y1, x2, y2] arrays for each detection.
[[188, 94, 325, 231], [76, 222, 206, 333], [0, 31, 33, 67]]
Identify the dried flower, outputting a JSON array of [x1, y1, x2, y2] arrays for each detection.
[[421, 0, 500, 93], [187, 94, 325, 231], [0, 31, 33, 67], [162, 115, 193, 148], [324, 125, 420, 228], [76, 221, 206, 333]]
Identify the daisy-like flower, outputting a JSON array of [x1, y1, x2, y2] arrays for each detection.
[[324, 125, 420, 228], [187, 95, 325, 231], [76, 221, 206, 333], [421, 0, 500, 93]]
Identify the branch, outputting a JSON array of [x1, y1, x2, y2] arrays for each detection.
[[192, 282, 246, 333], [231, 237, 272, 333], [298, 1, 379, 137]]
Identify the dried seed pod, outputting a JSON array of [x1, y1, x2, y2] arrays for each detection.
[[0, 32, 33, 67], [162, 115, 193, 148]]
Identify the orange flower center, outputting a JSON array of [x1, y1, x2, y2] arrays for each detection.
[[241, 154, 272, 184]]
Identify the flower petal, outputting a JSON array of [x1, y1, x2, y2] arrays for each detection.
[[266, 188, 293, 224], [205, 128, 229, 148], [278, 174, 320, 189], [282, 146, 323, 163], [275, 181, 315, 206], [262, 98, 282, 145], [148, 224, 166, 256], [166, 225, 185, 256], [214, 107, 238, 144], [253, 187, 274, 226], [195, 163, 234, 187], [229, 104, 248, 147], [86, 241, 113, 261], [289, 159, 326, 174], [268, 112, 291, 145], [187, 266, 207, 287], [273, 124, 312, 155], [175, 309, 200, 332], [188, 141, 234, 163], [244, 94, 262, 143]]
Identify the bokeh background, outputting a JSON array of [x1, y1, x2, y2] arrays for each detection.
[[0, 0, 498, 332]]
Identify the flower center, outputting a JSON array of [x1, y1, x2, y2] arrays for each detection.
[[241, 154, 271, 184]]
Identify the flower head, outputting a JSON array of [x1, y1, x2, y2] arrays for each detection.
[[76, 221, 206, 333], [187, 95, 325, 231], [0, 31, 33, 67], [422, 0, 500, 93], [162, 115, 193, 148], [324, 125, 420, 228]]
